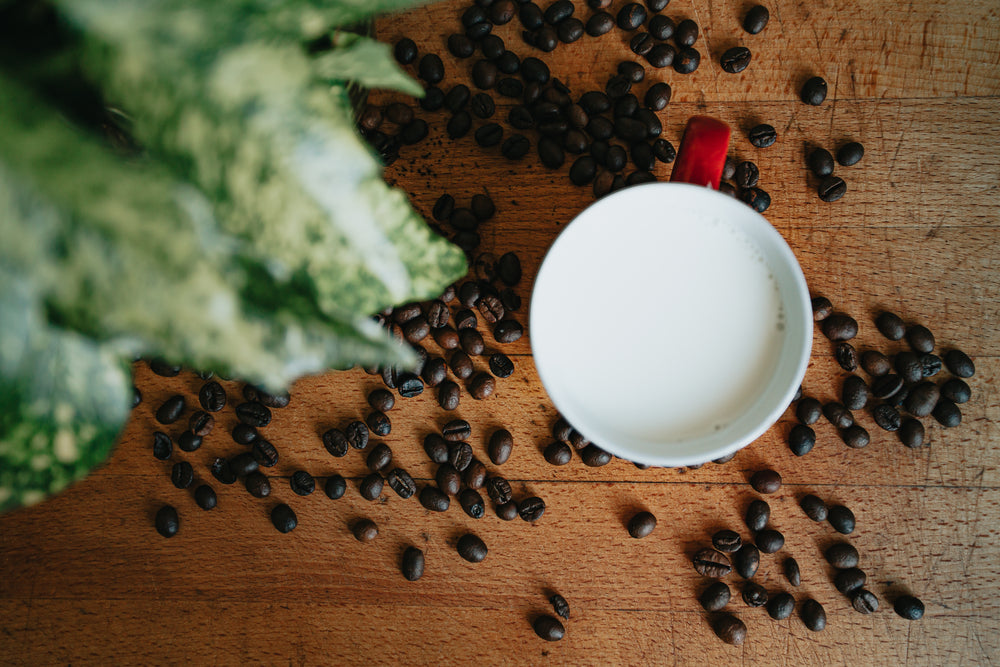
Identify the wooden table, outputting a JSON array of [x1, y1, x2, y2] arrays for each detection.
[[2, 0, 998, 664]]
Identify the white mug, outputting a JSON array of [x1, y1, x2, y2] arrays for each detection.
[[530, 117, 812, 467]]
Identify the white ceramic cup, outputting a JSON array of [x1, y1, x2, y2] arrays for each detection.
[[530, 117, 812, 467]]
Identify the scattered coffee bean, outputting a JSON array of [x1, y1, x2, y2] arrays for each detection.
[[837, 141, 865, 166], [386, 468, 416, 499], [842, 375, 869, 411], [756, 529, 785, 554], [872, 374, 905, 402], [457, 533, 488, 562], [801, 599, 827, 631], [826, 542, 860, 569], [700, 582, 731, 611], [828, 504, 856, 534], [897, 418, 926, 448], [245, 471, 271, 498], [366, 411, 391, 437], [932, 398, 962, 427], [199, 382, 227, 412], [743, 4, 770, 33], [851, 588, 879, 614], [693, 548, 732, 577], [586, 10, 615, 36], [630, 31, 654, 56], [905, 325, 935, 353], [788, 424, 816, 456], [653, 138, 676, 163], [519, 496, 546, 522], [533, 615, 565, 642], [353, 518, 379, 542], [801, 76, 828, 105], [734, 161, 760, 189], [646, 43, 676, 68], [210, 457, 237, 485], [673, 46, 700, 73], [941, 378, 971, 404], [459, 488, 486, 519], [449, 350, 474, 380], [821, 313, 858, 340], [734, 544, 761, 579], [748, 124, 777, 148], [834, 567, 867, 595], [443, 419, 472, 442], [904, 381, 940, 417], [767, 592, 794, 620], [365, 443, 393, 473], [834, 343, 859, 372], [800, 494, 829, 522], [152, 432, 172, 460], [920, 353, 942, 378], [420, 484, 451, 512], [464, 459, 487, 490], [156, 395, 186, 425], [893, 595, 925, 620], [235, 402, 271, 428], [617, 3, 647, 30], [393, 37, 417, 64], [750, 469, 782, 494], [438, 381, 461, 410], [448, 441, 473, 472], [547, 593, 570, 620], [807, 148, 835, 178], [544, 441, 572, 465], [645, 82, 672, 111], [271, 504, 297, 533], [811, 296, 833, 320], [580, 444, 612, 467], [488, 352, 515, 379], [796, 397, 823, 424], [368, 389, 395, 413], [860, 350, 891, 377], [842, 424, 870, 449], [710, 530, 741, 553], [872, 403, 902, 432], [784, 557, 802, 586], [155, 505, 179, 538], [289, 470, 315, 496], [229, 452, 259, 478], [360, 473, 384, 501], [496, 501, 519, 521], [823, 402, 854, 429], [720, 46, 752, 73], [873, 311, 905, 340], [628, 511, 657, 539], [944, 349, 975, 377], [742, 581, 769, 607], [712, 614, 747, 645], [493, 319, 523, 344], [469, 372, 496, 400], [401, 546, 425, 581], [194, 484, 217, 510], [745, 499, 771, 532], [344, 421, 370, 450], [741, 187, 770, 212], [420, 86, 444, 111], [178, 432, 202, 453], [818, 175, 847, 201], [322, 428, 350, 458], [171, 461, 194, 489]]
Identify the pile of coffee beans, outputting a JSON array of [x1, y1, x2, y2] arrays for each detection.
[[805, 140, 863, 202]]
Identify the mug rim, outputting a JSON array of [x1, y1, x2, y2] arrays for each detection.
[[529, 182, 812, 467]]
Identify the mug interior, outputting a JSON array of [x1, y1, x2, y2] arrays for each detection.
[[530, 183, 812, 467]]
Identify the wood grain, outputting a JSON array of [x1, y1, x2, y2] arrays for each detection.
[[2, 0, 999, 664]]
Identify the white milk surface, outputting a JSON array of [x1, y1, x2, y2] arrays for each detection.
[[532, 207, 785, 444]]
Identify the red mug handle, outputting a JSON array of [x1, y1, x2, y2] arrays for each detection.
[[669, 116, 731, 189]]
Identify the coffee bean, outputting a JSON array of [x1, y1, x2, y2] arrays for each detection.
[[721, 47, 752, 73], [805, 148, 835, 179], [441, 419, 471, 443], [796, 397, 823, 425], [467, 372, 495, 400], [475, 122, 504, 147], [839, 376, 869, 412], [748, 124, 777, 148], [286, 470, 314, 497], [712, 614, 747, 645], [321, 428, 350, 458], [851, 589, 879, 614], [756, 529, 785, 554], [712, 529, 742, 553], [652, 138, 676, 164], [673, 18, 698, 46], [271, 504, 297, 533], [828, 504, 856, 534], [830, 342, 859, 373], [494, 319, 523, 344], [834, 567, 867, 594], [519, 58, 549, 86], [643, 83, 672, 112], [835, 141, 865, 167], [580, 444, 612, 467], [457, 533, 488, 562], [353, 518, 379, 542], [419, 484, 451, 512], [783, 557, 802, 587], [700, 582, 731, 612], [399, 546, 425, 582], [542, 441, 571, 466], [198, 381, 227, 413], [741, 187, 770, 212], [742, 581, 769, 607], [385, 102, 415, 127], [630, 31, 654, 56], [585, 10, 615, 35], [242, 471, 269, 498], [437, 380, 460, 411], [155, 505, 179, 538], [821, 313, 858, 341], [944, 349, 975, 377], [750, 470, 781, 494], [818, 175, 847, 201], [616, 62, 645, 86], [457, 488, 485, 519], [461, 459, 486, 491], [745, 499, 770, 532], [826, 542, 859, 569], [904, 381, 940, 417], [230, 452, 260, 479], [361, 443, 391, 474], [932, 398, 962, 427], [480, 34, 506, 61], [177, 432, 202, 453], [841, 424, 870, 449], [519, 496, 546, 522], [808, 297, 832, 322], [361, 411, 390, 439], [788, 424, 816, 456], [487, 501, 515, 522], [801, 599, 827, 631], [480, 476, 511, 506], [857, 351, 889, 378], [156, 395, 185, 425], [235, 401, 271, 428], [358, 106, 383, 133], [823, 402, 854, 429], [543, 0, 573, 24], [893, 595, 925, 620], [872, 312, 904, 341], [871, 404, 902, 434], [673, 47, 700, 73], [444, 441, 471, 473], [554, 16, 583, 42], [152, 432, 172, 460], [760, 592, 794, 622], [617, 2, 646, 30], [734, 161, 759, 189], [743, 4, 770, 33], [421, 85, 445, 111], [628, 511, 657, 539], [904, 326, 935, 355], [210, 457, 237, 485], [644, 13, 672, 39], [360, 473, 384, 501], [533, 615, 565, 642], [339, 421, 367, 451], [941, 378, 971, 404], [364, 390, 394, 415], [537, 136, 565, 168], [417, 54, 444, 84], [448, 32, 476, 59], [797, 495, 828, 523], [546, 594, 570, 621], [193, 484, 217, 511], [893, 419, 924, 450], [384, 468, 415, 500], [325, 475, 347, 500], [502, 133, 531, 159], [693, 548, 732, 577], [801, 76, 828, 105], [170, 461, 194, 489], [919, 353, 942, 378], [485, 353, 514, 380], [569, 155, 598, 186]]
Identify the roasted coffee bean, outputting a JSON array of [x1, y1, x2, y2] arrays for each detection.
[[586, 116, 615, 142], [492, 500, 517, 520], [818, 175, 847, 202], [627, 171, 656, 185], [494, 319, 523, 344], [480, 34, 506, 61], [583, 10, 615, 38], [366, 389, 395, 414], [713, 614, 747, 645], [419, 485, 451, 512], [568, 428, 589, 449], [872, 403, 902, 432], [322, 428, 350, 458], [807, 148, 835, 177], [742, 581, 769, 607], [721, 46, 752, 73], [447, 441, 474, 472], [643, 43, 675, 69], [448, 350, 474, 380], [606, 75, 633, 100], [442, 419, 472, 442], [418, 54, 444, 84], [469, 372, 496, 399], [644, 83, 672, 113], [385, 468, 416, 499], [743, 4, 770, 33], [148, 358, 181, 377], [796, 397, 822, 424], [810, 295, 833, 320], [493, 252, 522, 287], [872, 374, 905, 401], [190, 484, 216, 511], [235, 401, 271, 428], [230, 452, 260, 478], [693, 548, 732, 577], [271, 503, 297, 533], [821, 313, 858, 341], [615, 117, 646, 143], [479, 429, 513, 467], [244, 471, 270, 498], [616, 62, 645, 87], [569, 156, 598, 186], [823, 402, 854, 429], [756, 529, 785, 554], [919, 353, 942, 378], [800, 494, 828, 521], [152, 432, 173, 460], [363, 442, 392, 473], [783, 557, 802, 587], [432, 327, 460, 352], [358, 106, 383, 133], [421, 85, 445, 111], [533, 615, 565, 642], [904, 381, 940, 417], [788, 424, 816, 456], [436, 463, 462, 497], [518, 496, 546, 522], [363, 411, 390, 437], [458, 329, 485, 357], [850, 588, 879, 614], [457, 533, 488, 562], [741, 187, 770, 212], [464, 459, 487, 490], [828, 504, 856, 534], [580, 444, 612, 467], [424, 433, 449, 465], [401, 315, 430, 343], [177, 432, 202, 453], [646, 14, 674, 40], [286, 470, 315, 497], [944, 349, 975, 377], [894, 595, 925, 620], [941, 378, 971, 404], [700, 582, 731, 612], [458, 488, 486, 519], [801, 599, 827, 631], [834, 567, 867, 594], [630, 31, 654, 56], [544, 0, 574, 24], [734, 161, 759, 189], [543, 594, 570, 622], [484, 353, 515, 381], [448, 33, 476, 59], [762, 592, 794, 621], [210, 457, 237, 485], [483, 476, 512, 505], [833, 342, 860, 372], [385, 102, 414, 127], [543, 441, 572, 466], [155, 505, 179, 538], [393, 37, 417, 65], [860, 350, 891, 377], [538, 136, 565, 168], [519, 2, 544, 29], [842, 424, 870, 449], [631, 142, 655, 171], [895, 351, 923, 383], [475, 122, 504, 147], [628, 511, 657, 539], [617, 2, 647, 30], [652, 139, 676, 165], [712, 530, 742, 553], [448, 110, 475, 141], [932, 398, 962, 427], [748, 123, 776, 148], [342, 421, 368, 450], [746, 500, 770, 532], [836, 141, 865, 167], [380, 364, 399, 389], [501, 133, 531, 159], [438, 381, 461, 410], [826, 542, 859, 569], [470, 93, 497, 120], [433, 195, 456, 223], [156, 395, 185, 425], [519, 57, 549, 85], [750, 469, 782, 494], [801, 76, 828, 105], [359, 473, 384, 501], [171, 461, 194, 489], [604, 144, 627, 172], [593, 170, 614, 197], [872, 312, 905, 341], [558, 17, 584, 42], [842, 375, 869, 410], [896, 417, 925, 448], [528, 26, 558, 52], [198, 381, 227, 413], [353, 518, 379, 543], [400, 546, 425, 582]]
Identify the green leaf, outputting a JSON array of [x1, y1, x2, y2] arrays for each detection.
[[313, 33, 424, 97]]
